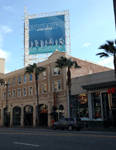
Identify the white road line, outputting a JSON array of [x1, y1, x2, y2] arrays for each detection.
[[14, 142, 39, 147]]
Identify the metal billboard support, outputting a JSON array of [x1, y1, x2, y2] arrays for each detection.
[[23, 7, 71, 67]]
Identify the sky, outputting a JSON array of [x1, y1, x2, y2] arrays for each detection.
[[0, 0, 116, 74]]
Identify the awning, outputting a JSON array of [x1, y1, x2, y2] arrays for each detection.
[[81, 81, 116, 90]]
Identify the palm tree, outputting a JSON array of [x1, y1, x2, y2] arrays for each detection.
[[25, 63, 46, 126], [96, 40, 116, 78], [55, 56, 81, 117], [0, 78, 5, 85]]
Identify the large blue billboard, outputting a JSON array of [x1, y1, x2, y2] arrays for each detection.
[[29, 15, 65, 55]]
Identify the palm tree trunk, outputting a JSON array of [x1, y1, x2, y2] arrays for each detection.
[[67, 67, 71, 117], [35, 73, 39, 126], [114, 53, 116, 79]]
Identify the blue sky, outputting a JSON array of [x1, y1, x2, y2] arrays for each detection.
[[0, 0, 115, 73]]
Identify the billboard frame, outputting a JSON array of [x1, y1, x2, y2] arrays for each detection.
[[23, 6, 71, 67]]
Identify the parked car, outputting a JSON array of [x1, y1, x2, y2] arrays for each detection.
[[52, 117, 83, 131]]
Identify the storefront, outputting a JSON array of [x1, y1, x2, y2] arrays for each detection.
[[71, 70, 116, 128]]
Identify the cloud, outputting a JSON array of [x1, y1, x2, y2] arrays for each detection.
[[1, 26, 12, 33], [0, 49, 11, 60], [97, 56, 113, 65], [82, 43, 91, 47], [3, 6, 13, 11], [0, 25, 12, 48], [5, 68, 10, 74]]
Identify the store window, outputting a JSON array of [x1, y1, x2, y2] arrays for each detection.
[[13, 78, 15, 86], [29, 87, 33, 95], [91, 92, 102, 120], [42, 83, 47, 93], [71, 94, 89, 120], [53, 67, 61, 76], [53, 81, 61, 91], [30, 74, 32, 82], [18, 89, 21, 97], [24, 75, 26, 83]]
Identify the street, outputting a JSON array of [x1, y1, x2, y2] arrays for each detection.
[[0, 128, 116, 150]]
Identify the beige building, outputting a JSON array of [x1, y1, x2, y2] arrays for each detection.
[[0, 50, 112, 127], [0, 58, 5, 74]]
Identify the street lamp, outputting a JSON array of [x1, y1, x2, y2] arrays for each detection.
[[5, 81, 9, 127]]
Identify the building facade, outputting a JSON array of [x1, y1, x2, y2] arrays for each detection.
[[71, 70, 116, 127], [0, 50, 112, 127]]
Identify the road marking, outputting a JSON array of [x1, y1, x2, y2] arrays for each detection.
[[14, 142, 39, 147]]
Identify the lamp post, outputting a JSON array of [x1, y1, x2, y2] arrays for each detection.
[[5, 81, 9, 127]]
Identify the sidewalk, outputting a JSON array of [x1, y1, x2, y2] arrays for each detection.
[[81, 126, 116, 132]]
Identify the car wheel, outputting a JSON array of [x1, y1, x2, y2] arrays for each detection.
[[52, 125, 57, 130], [68, 125, 73, 131]]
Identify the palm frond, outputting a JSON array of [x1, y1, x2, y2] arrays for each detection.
[[36, 67, 46, 75], [96, 52, 109, 58], [73, 61, 81, 69]]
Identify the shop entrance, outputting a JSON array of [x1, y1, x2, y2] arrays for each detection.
[[4, 107, 10, 126], [102, 93, 109, 120], [13, 106, 21, 125], [24, 105, 33, 126], [112, 109, 116, 127], [37, 104, 48, 126]]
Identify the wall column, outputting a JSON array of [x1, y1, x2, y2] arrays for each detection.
[[21, 106, 24, 127], [10, 107, 13, 126], [1, 108, 3, 126], [88, 92, 92, 120], [33, 105, 36, 127], [48, 102, 52, 127]]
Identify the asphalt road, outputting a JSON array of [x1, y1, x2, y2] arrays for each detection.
[[0, 128, 116, 150]]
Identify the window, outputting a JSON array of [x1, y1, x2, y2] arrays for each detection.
[[13, 78, 15, 86], [37, 75, 39, 80], [8, 91, 10, 99], [24, 75, 26, 83], [71, 94, 89, 120], [3, 92, 6, 99], [12, 90, 16, 98], [70, 118, 74, 121], [29, 87, 33, 95], [53, 81, 61, 91], [65, 118, 69, 121], [42, 71, 46, 79], [18, 89, 21, 97], [8, 80, 10, 87], [18, 77, 21, 84], [42, 83, 47, 93], [23, 88, 26, 96], [91, 92, 102, 120], [30, 74, 32, 82], [53, 67, 61, 76]]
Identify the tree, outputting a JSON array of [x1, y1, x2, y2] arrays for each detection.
[[25, 63, 46, 126], [55, 56, 81, 117], [0, 78, 4, 85], [96, 40, 116, 78]]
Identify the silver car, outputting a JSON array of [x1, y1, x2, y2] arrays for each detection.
[[52, 117, 83, 131]]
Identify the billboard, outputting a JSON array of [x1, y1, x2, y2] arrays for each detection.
[[29, 15, 65, 55]]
